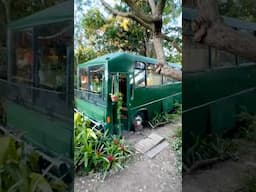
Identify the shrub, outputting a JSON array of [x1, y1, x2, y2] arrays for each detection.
[[0, 136, 67, 192], [74, 112, 133, 178], [237, 111, 256, 142], [171, 127, 182, 173]]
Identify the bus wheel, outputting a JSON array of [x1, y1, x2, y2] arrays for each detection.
[[132, 112, 147, 132]]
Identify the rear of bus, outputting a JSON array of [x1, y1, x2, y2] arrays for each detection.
[[75, 62, 110, 130]]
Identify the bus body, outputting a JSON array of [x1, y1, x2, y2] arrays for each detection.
[[75, 52, 182, 134], [0, 1, 73, 159]]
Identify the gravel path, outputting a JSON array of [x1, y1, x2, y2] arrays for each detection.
[[75, 120, 182, 192]]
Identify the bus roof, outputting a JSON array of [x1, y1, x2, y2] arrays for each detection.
[[78, 52, 158, 68], [183, 7, 256, 32], [9, 1, 73, 30]]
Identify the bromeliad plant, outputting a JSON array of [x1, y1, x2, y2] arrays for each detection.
[[74, 112, 133, 178]]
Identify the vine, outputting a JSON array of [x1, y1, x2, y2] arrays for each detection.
[[109, 92, 123, 134]]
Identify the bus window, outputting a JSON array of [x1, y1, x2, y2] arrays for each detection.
[[37, 22, 71, 91], [13, 29, 33, 84], [238, 56, 255, 66], [147, 64, 162, 86], [163, 76, 175, 84], [0, 47, 7, 80], [79, 68, 89, 90], [211, 48, 236, 69], [0, 26, 7, 80], [79, 65, 104, 94], [134, 61, 146, 87], [89, 66, 104, 94]]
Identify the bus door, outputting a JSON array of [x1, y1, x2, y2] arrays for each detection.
[[110, 72, 129, 133]]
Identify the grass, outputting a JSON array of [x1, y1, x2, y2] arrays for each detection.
[[237, 172, 256, 192], [182, 111, 256, 173], [183, 134, 238, 172], [150, 103, 181, 128], [244, 175, 256, 192], [236, 111, 256, 192], [170, 127, 182, 173], [237, 111, 256, 142]]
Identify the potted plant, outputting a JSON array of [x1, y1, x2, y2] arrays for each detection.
[[109, 92, 123, 135], [110, 92, 119, 102]]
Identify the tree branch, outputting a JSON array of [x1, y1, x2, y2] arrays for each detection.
[[155, 63, 182, 81], [156, 0, 166, 16], [161, 34, 182, 53], [197, 0, 221, 23], [100, 0, 153, 31], [197, 22, 256, 61], [148, 0, 156, 15], [193, 0, 256, 62], [122, 0, 155, 23]]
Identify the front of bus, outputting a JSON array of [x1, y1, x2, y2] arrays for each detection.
[[75, 61, 109, 131]]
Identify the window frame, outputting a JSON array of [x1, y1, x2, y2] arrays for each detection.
[[78, 64, 105, 101], [146, 63, 163, 87], [134, 61, 147, 88]]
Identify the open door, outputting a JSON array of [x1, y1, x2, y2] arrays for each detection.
[[110, 73, 129, 134]]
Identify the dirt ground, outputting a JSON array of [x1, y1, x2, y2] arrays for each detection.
[[75, 119, 182, 192], [183, 139, 256, 192]]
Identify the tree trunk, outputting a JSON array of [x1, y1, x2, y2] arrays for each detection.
[[153, 34, 166, 63], [145, 39, 156, 58], [196, 22, 256, 61], [100, 0, 182, 80], [153, 33, 182, 81], [192, 0, 256, 62]]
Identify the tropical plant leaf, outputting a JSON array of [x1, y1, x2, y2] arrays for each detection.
[[29, 172, 53, 192]]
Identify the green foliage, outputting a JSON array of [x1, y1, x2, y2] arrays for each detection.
[[75, 0, 182, 63], [237, 111, 256, 142], [173, 103, 182, 115], [75, 46, 99, 64], [79, 5, 148, 55], [150, 103, 181, 128], [183, 135, 238, 169], [74, 112, 134, 179], [171, 127, 182, 173], [166, 52, 182, 64], [219, 0, 256, 22], [82, 8, 106, 38], [0, 136, 67, 192], [8, 0, 62, 22], [115, 92, 123, 135], [243, 174, 256, 192], [110, 92, 123, 120]]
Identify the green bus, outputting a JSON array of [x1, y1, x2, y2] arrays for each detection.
[[75, 52, 182, 134], [0, 1, 73, 180]]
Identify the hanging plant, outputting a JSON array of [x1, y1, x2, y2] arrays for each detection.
[[116, 92, 123, 121], [109, 93, 119, 102], [109, 92, 123, 134]]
